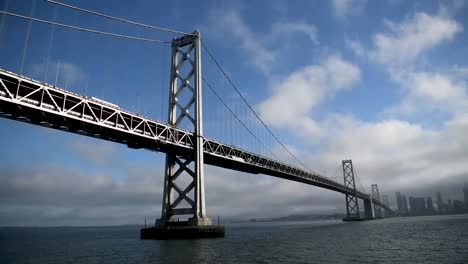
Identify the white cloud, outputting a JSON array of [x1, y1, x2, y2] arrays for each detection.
[[32, 60, 86, 86], [453, 65, 468, 77], [313, 113, 468, 197], [257, 55, 361, 138], [383, 68, 468, 116], [404, 71, 467, 111], [70, 140, 116, 166], [346, 38, 365, 57], [0, 163, 161, 207], [270, 22, 319, 45], [213, 9, 318, 74], [331, 0, 367, 18], [358, 9, 467, 116], [370, 12, 462, 65], [217, 10, 276, 74], [3, 111, 467, 225]]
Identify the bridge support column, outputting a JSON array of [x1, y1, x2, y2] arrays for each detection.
[[342, 160, 362, 221], [371, 184, 382, 218], [141, 31, 223, 239], [364, 198, 375, 219]]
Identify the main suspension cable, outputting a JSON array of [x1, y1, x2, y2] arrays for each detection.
[[0, 11, 170, 43], [45, 0, 194, 36]]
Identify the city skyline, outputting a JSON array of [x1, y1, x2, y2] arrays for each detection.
[[394, 184, 468, 216]]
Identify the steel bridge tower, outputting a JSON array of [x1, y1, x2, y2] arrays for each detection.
[[342, 159, 360, 220], [342, 159, 380, 221], [142, 31, 223, 239], [158, 31, 211, 226]]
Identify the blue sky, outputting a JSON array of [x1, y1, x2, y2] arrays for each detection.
[[0, 0, 467, 226]]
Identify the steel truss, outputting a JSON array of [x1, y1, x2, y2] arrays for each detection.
[[342, 159, 360, 219], [0, 68, 393, 213]]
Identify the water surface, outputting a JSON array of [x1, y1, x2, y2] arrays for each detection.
[[1, 214, 467, 263]]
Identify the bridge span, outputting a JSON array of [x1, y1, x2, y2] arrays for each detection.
[[0, 68, 389, 209]]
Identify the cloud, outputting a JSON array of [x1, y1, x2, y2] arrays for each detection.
[[0, 162, 164, 226], [2, 109, 468, 225], [2, 111, 467, 226], [354, 9, 467, 117], [205, 165, 345, 219], [32, 60, 86, 86], [312, 113, 468, 200], [216, 10, 276, 74], [257, 55, 361, 138], [0, 156, 348, 226], [369, 12, 462, 66], [453, 65, 468, 77], [331, 0, 367, 18], [270, 22, 319, 45], [213, 9, 318, 74], [70, 140, 116, 166], [301, 8, 468, 206], [0, 164, 161, 208], [346, 38, 365, 57], [387, 70, 468, 115]]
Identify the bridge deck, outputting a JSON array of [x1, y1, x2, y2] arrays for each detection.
[[0, 68, 390, 211]]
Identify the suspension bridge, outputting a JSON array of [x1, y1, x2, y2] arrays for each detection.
[[0, 1, 393, 239]]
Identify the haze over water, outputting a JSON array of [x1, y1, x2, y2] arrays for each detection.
[[1, 214, 467, 264]]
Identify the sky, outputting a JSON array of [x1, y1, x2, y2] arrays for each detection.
[[0, 0, 467, 226]]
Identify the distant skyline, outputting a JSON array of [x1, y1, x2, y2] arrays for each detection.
[[1, 0, 468, 226], [394, 184, 467, 216]]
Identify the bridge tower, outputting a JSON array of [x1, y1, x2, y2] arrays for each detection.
[[342, 160, 361, 220], [142, 31, 223, 239], [158, 31, 211, 226], [371, 184, 382, 218]]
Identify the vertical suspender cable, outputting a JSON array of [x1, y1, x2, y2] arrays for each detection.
[[54, 60, 60, 86], [20, 0, 36, 75], [100, 19, 108, 99], [44, 6, 58, 81], [144, 41, 151, 117], [159, 43, 164, 120], [136, 29, 141, 113], [0, 0, 10, 51]]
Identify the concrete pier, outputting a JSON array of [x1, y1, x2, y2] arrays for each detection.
[[140, 221, 224, 240], [342, 217, 367, 222]]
